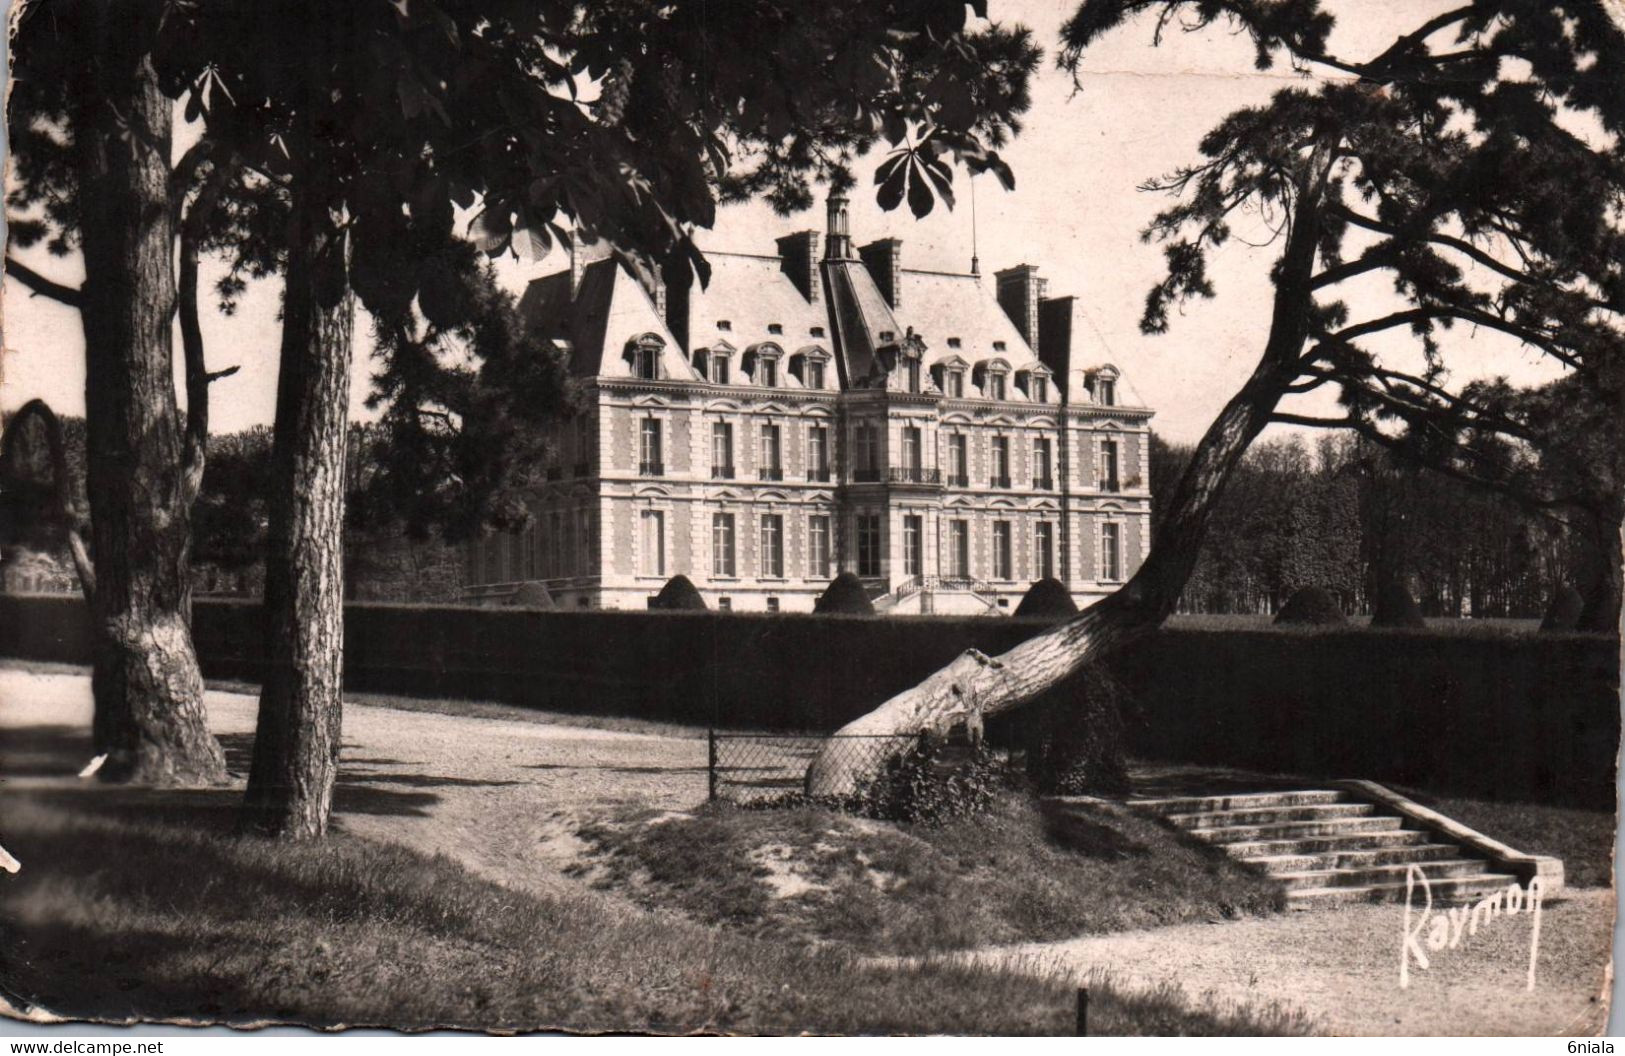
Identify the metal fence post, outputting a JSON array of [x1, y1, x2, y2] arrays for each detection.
[[1076, 986, 1088, 1036], [707, 728, 718, 802]]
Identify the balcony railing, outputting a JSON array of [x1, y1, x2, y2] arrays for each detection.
[[639, 460, 665, 477], [758, 466, 784, 481], [946, 472, 969, 487], [888, 466, 941, 484], [989, 474, 1011, 489], [1032, 475, 1053, 490], [711, 464, 735, 480], [852, 467, 883, 483], [806, 467, 831, 482]]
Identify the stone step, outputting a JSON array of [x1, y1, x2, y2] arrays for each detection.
[[1286, 872, 1521, 906], [1132, 790, 1346, 815], [1274, 858, 1490, 890], [1223, 830, 1432, 857], [1186, 816, 1405, 844], [1165, 802, 1374, 829], [1245, 843, 1462, 874]]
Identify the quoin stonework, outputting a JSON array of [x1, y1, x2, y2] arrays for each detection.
[[463, 194, 1154, 613]]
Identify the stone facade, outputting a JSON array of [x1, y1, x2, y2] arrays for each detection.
[[464, 195, 1154, 614]]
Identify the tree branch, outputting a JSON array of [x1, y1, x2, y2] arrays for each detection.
[[180, 154, 241, 500], [4, 256, 83, 309]]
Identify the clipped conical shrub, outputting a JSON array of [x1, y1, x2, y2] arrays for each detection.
[[1370, 579, 1425, 629], [1014, 577, 1079, 620], [814, 571, 875, 615], [1274, 585, 1346, 626], [508, 581, 556, 610], [650, 574, 707, 611], [1540, 585, 1584, 631]]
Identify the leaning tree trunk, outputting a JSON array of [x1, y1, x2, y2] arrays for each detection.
[[807, 149, 1337, 795], [73, 25, 224, 785], [238, 182, 355, 838], [1576, 506, 1623, 634]]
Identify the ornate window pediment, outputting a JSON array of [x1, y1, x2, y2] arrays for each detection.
[[623, 332, 666, 380]]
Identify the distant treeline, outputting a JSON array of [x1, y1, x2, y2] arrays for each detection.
[[1151, 432, 1607, 619]]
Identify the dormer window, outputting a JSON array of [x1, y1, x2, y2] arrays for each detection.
[[1097, 378, 1116, 406], [947, 370, 965, 398], [626, 333, 665, 380], [987, 372, 1006, 400], [761, 358, 778, 387], [768, 323, 783, 335], [947, 337, 962, 349], [790, 347, 831, 390], [1031, 375, 1049, 403], [810, 326, 826, 338], [745, 343, 783, 388], [806, 359, 825, 389], [879, 330, 895, 342], [717, 320, 732, 331], [713, 353, 731, 385]]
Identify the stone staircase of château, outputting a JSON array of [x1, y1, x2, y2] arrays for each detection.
[[1128, 787, 1539, 906]]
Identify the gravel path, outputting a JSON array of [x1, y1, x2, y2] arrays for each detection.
[[0, 667, 706, 898], [2, 665, 1613, 1034]]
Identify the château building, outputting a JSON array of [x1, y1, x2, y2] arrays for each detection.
[[462, 194, 1154, 614]]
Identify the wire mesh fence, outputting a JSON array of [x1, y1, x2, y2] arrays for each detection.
[[707, 731, 925, 803]]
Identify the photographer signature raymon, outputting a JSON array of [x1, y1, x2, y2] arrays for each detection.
[[1400, 865, 1545, 990]]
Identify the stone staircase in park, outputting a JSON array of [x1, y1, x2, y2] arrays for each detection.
[[1128, 781, 1564, 907]]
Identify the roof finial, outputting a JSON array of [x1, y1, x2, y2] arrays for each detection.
[[970, 174, 980, 276]]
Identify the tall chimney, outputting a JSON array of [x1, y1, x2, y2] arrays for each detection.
[[859, 238, 903, 309], [995, 264, 1047, 357], [776, 231, 821, 303], [825, 192, 853, 260]]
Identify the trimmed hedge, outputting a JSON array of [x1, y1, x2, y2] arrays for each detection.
[[1, 594, 1615, 807]]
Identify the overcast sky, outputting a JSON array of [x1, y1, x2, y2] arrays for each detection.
[[0, 0, 1571, 443]]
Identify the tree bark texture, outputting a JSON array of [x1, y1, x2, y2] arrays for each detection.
[[807, 143, 1339, 795], [72, 6, 225, 785], [238, 183, 355, 838]]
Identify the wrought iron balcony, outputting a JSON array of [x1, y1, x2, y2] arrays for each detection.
[[805, 467, 832, 482], [888, 466, 941, 484], [758, 466, 784, 481], [946, 472, 969, 487], [639, 460, 665, 477], [852, 467, 883, 483], [711, 464, 735, 480], [1032, 476, 1054, 490]]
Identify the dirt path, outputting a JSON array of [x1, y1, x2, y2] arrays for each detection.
[[965, 888, 1614, 1035], [0, 667, 706, 899]]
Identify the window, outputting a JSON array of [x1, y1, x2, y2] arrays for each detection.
[[901, 426, 922, 472], [760, 514, 784, 578], [548, 511, 564, 577], [717, 319, 732, 331], [576, 509, 593, 570], [1099, 439, 1120, 492], [854, 423, 880, 479], [947, 337, 962, 349], [905, 359, 921, 393], [712, 422, 734, 478], [807, 424, 829, 480], [857, 513, 882, 577], [766, 596, 780, 612], [808, 515, 831, 578], [712, 355, 730, 385], [1032, 437, 1052, 489], [993, 340, 1007, 351], [639, 418, 663, 475], [987, 373, 1006, 401], [1035, 522, 1054, 580], [811, 326, 826, 338], [1101, 522, 1122, 581], [946, 370, 964, 398], [640, 510, 665, 576], [712, 513, 737, 576], [903, 515, 923, 578], [1031, 376, 1048, 403], [758, 422, 782, 480], [948, 520, 970, 578], [1096, 378, 1116, 406], [718, 596, 732, 611], [806, 359, 825, 390], [768, 323, 783, 335], [635, 343, 659, 379], [993, 521, 1013, 580], [947, 433, 967, 485], [760, 357, 778, 387], [991, 436, 1010, 487]]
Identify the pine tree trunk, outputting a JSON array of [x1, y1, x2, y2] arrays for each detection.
[[807, 146, 1337, 795], [73, 13, 225, 786], [1577, 507, 1623, 633], [238, 182, 354, 838]]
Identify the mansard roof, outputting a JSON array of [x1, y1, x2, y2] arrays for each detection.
[[519, 258, 690, 380]]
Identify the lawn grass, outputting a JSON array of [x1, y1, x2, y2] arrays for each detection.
[[1164, 613, 1546, 635], [573, 792, 1285, 957], [0, 788, 1311, 1036], [1397, 790, 1617, 889]]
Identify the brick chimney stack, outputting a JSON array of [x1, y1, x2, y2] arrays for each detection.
[[825, 192, 853, 260], [859, 239, 903, 310], [995, 264, 1047, 357], [776, 231, 822, 303]]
